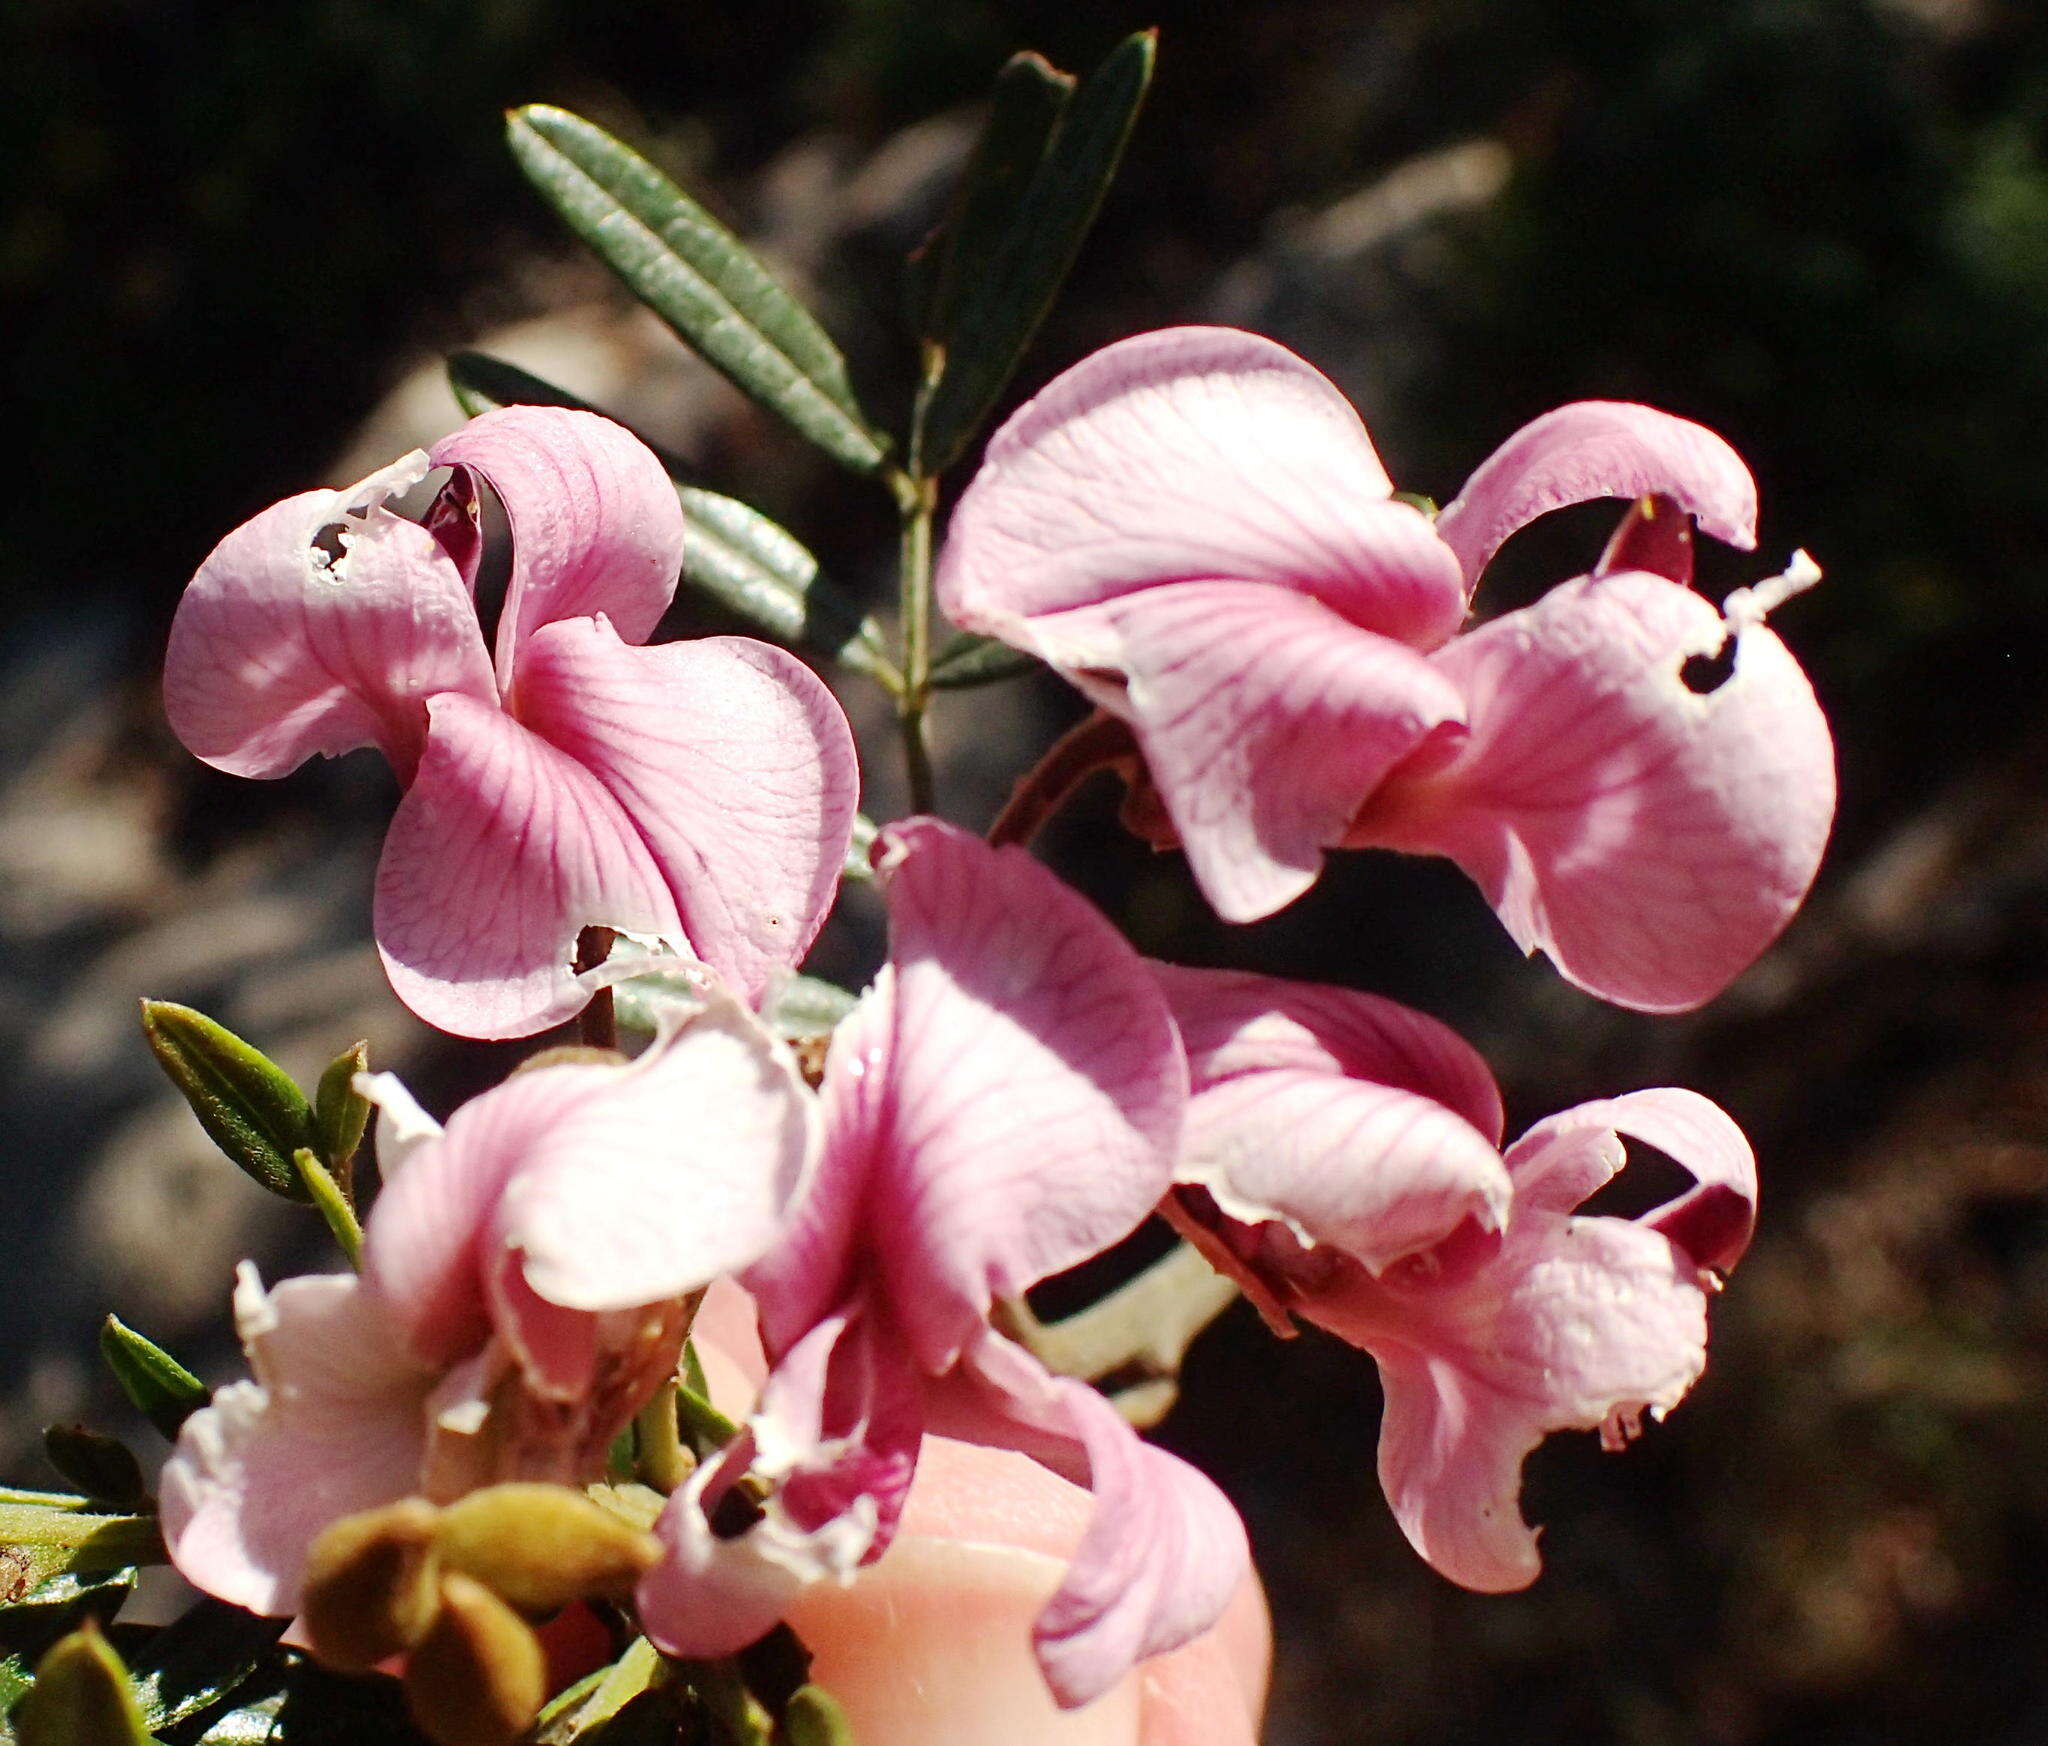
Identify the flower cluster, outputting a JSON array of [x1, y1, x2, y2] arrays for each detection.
[[153, 322, 1831, 1740]]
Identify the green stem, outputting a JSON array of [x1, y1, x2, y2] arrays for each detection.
[[293, 1148, 364, 1268], [892, 468, 939, 815]]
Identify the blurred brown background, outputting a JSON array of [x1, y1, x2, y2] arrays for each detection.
[[6, 2, 2048, 1743]]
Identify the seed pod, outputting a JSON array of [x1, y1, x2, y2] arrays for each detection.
[[300, 1498, 443, 1672], [436, 1482, 661, 1615], [405, 1572, 547, 1746]]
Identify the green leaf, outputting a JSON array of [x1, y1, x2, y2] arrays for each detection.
[[186, 1656, 428, 1746], [778, 1685, 855, 1746], [124, 1602, 284, 1734], [766, 976, 858, 1040], [138, 1003, 313, 1202], [913, 31, 1156, 475], [916, 52, 1075, 345], [96, 1321, 206, 1443], [534, 1637, 661, 1744], [507, 106, 891, 476], [310, 1042, 370, 1178], [290, 1151, 362, 1270], [0, 1573, 135, 1722], [13, 1623, 152, 1746], [0, 1503, 162, 1600], [927, 632, 1040, 690], [37, 1436, 143, 1516], [446, 353, 896, 686]]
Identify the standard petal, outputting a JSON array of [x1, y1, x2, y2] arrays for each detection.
[[512, 619, 860, 1007], [164, 462, 496, 784], [938, 327, 1466, 650], [1354, 569, 1835, 1011], [374, 692, 682, 1039], [160, 1270, 431, 1614], [431, 407, 686, 687], [1178, 1070, 1510, 1273], [1433, 401, 1757, 592], [1049, 584, 1465, 923], [857, 820, 1187, 1372], [1151, 965, 1504, 1143]]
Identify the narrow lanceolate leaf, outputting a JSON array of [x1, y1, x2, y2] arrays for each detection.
[[39, 1432, 144, 1514], [0, 1503, 162, 1606], [446, 353, 896, 686], [97, 1319, 207, 1442], [311, 1043, 371, 1178], [507, 105, 891, 476], [15, 1623, 152, 1746], [126, 1601, 286, 1733], [915, 52, 1075, 343], [927, 631, 1040, 689], [139, 1002, 313, 1202], [767, 976, 858, 1040], [913, 31, 1156, 475]]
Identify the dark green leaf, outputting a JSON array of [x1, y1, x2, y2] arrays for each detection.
[[309, 1044, 369, 1179], [0, 1502, 162, 1601], [446, 350, 604, 425], [1, 1572, 135, 1721], [916, 52, 1074, 345], [507, 106, 891, 476], [38, 1436, 143, 1516], [139, 1003, 313, 1202], [927, 632, 1040, 690], [97, 1321, 207, 1443], [766, 977, 857, 1040], [14, 1622, 152, 1746], [913, 31, 1156, 475], [126, 1602, 284, 1733], [186, 1656, 427, 1746]]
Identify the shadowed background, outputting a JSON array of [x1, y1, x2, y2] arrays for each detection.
[[5, 2, 2048, 1743]]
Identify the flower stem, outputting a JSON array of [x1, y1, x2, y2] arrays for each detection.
[[986, 709, 1138, 848], [891, 468, 939, 815]]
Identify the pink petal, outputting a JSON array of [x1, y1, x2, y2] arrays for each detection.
[[1176, 1070, 1510, 1273], [430, 407, 686, 688], [855, 820, 1188, 1372], [1150, 965, 1504, 1143], [160, 1269, 432, 1615], [1354, 569, 1835, 1011], [1052, 584, 1465, 923], [374, 691, 682, 1039], [512, 618, 860, 1008], [938, 327, 1467, 650], [955, 1332, 1251, 1710], [1434, 401, 1757, 591], [164, 461, 496, 785]]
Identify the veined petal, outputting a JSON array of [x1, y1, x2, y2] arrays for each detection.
[[938, 327, 1466, 649], [164, 463, 495, 784], [1434, 401, 1757, 592], [374, 692, 682, 1040], [513, 619, 860, 1007], [1355, 569, 1834, 1011], [160, 1269, 432, 1615], [858, 820, 1187, 1372], [1151, 965, 1504, 1144], [430, 407, 685, 689], [1178, 1070, 1510, 1273], [1053, 585, 1464, 923]]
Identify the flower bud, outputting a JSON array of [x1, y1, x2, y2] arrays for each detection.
[[300, 1498, 443, 1672], [404, 1572, 547, 1746], [435, 1483, 661, 1616], [16, 1620, 152, 1746]]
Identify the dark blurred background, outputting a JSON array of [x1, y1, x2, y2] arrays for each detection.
[[6, 3, 2048, 1743]]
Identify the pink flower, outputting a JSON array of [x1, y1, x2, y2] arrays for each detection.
[[638, 820, 1251, 1710], [160, 989, 817, 1615], [1156, 964, 1756, 1591], [165, 406, 859, 1038], [937, 327, 1835, 1011]]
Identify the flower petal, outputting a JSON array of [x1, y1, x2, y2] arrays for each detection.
[[938, 326, 1466, 650], [160, 1270, 431, 1615], [1059, 584, 1466, 923], [1150, 965, 1504, 1144], [856, 820, 1187, 1372], [374, 692, 682, 1039], [1434, 401, 1757, 591], [513, 618, 860, 1007], [164, 459, 496, 784], [431, 407, 685, 687], [1355, 569, 1835, 1011]]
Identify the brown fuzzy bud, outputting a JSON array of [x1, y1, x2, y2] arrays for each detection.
[[300, 1497, 443, 1672], [404, 1573, 547, 1746], [435, 1482, 661, 1615]]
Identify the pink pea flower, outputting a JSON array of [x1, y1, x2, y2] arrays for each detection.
[[165, 406, 859, 1039], [937, 326, 1835, 1011], [160, 989, 817, 1616], [1155, 964, 1756, 1591], [638, 820, 1251, 1710]]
